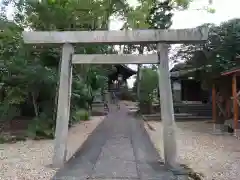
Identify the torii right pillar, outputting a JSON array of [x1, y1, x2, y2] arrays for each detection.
[[157, 43, 177, 168]]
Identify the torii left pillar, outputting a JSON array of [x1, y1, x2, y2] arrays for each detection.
[[53, 43, 74, 168]]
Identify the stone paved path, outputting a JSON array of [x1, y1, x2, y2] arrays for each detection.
[[53, 105, 175, 180]]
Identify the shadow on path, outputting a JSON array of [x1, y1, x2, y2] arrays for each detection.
[[52, 105, 175, 180]]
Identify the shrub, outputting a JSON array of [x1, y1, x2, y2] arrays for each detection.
[[120, 90, 136, 101], [134, 68, 158, 114], [0, 136, 6, 144], [27, 113, 55, 140], [0, 134, 26, 144], [73, 109, 90, 122]]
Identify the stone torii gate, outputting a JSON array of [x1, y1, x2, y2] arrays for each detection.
[[22, 28, 208, 168]]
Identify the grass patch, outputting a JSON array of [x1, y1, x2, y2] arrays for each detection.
[[0, 133, 26, 144], [73, 109, 90, 122]]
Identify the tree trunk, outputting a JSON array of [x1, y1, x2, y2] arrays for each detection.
[[31, 92, 39, 117]]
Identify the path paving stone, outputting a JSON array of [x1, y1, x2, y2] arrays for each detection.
[[53, 105, 176, 180]]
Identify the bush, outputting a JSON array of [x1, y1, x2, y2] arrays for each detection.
[[0, 133, 26, 144], [0, 136, 6, 144], [73, 109, 90, 122], [134, 68, 158, 114], [0, 105, 21, 121], [27, 113, 55, 140], [120, 90, 136, 101]]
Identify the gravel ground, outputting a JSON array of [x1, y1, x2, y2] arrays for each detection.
[[145, 120, 240, 180], [0, 116, 104, 180]]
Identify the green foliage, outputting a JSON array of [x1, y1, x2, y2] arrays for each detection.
[[147, 0, 173, 29], [0, 105, 21, 121], [73, 109, 90, 122], [27, 113, 55, 139], [118, 84, 136, 101], [0, 134, 26, 144], [0, 0, 122, 140], [207, 8, 215, 13], [138, 68, 158, 103], [0, 0, 216, 141], [174, 18, 240, 87], [133, 67, 158, 114], [0, 136, 5, 144]]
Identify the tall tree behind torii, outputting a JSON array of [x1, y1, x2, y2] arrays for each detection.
[[124, 0, 175, 101]]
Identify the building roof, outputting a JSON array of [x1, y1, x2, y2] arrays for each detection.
[[108, 65, 136, 83], [170, 50, 211, 78], [221, 67, 240, 76], [121, 65, 137, 75]]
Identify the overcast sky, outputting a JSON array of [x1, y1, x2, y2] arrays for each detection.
[[3, 0, 240, 87]]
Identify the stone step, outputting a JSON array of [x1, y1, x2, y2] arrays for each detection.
[[174, 104, 212, 116], [142, 113, 212, 121]]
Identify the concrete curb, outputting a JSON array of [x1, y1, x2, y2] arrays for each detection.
[[141, 115, 156, 131], [66, 116, 105, 162], [140, 115, 191, 179]]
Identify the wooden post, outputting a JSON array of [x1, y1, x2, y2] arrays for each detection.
[[212, 83, 217, 123], [232, 74, 238, 133], [226, 98, 231, 118], [53, 43, 74, 168], [157, 43, 177, 168]]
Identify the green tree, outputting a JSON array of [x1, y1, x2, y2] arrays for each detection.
[[174, 19, 240, 87], [124, 0, 194, 101], [0, 0, 127, 139], [0, 0, 215, 140], [136, 67, 158, 113]]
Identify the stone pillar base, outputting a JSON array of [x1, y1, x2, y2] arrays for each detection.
[[212, 124, 224, 135], [234, 129, 240, 138], [170, 165, 189, 180]]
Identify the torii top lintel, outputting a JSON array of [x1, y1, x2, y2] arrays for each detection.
[[22, 27, 209, 45]]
